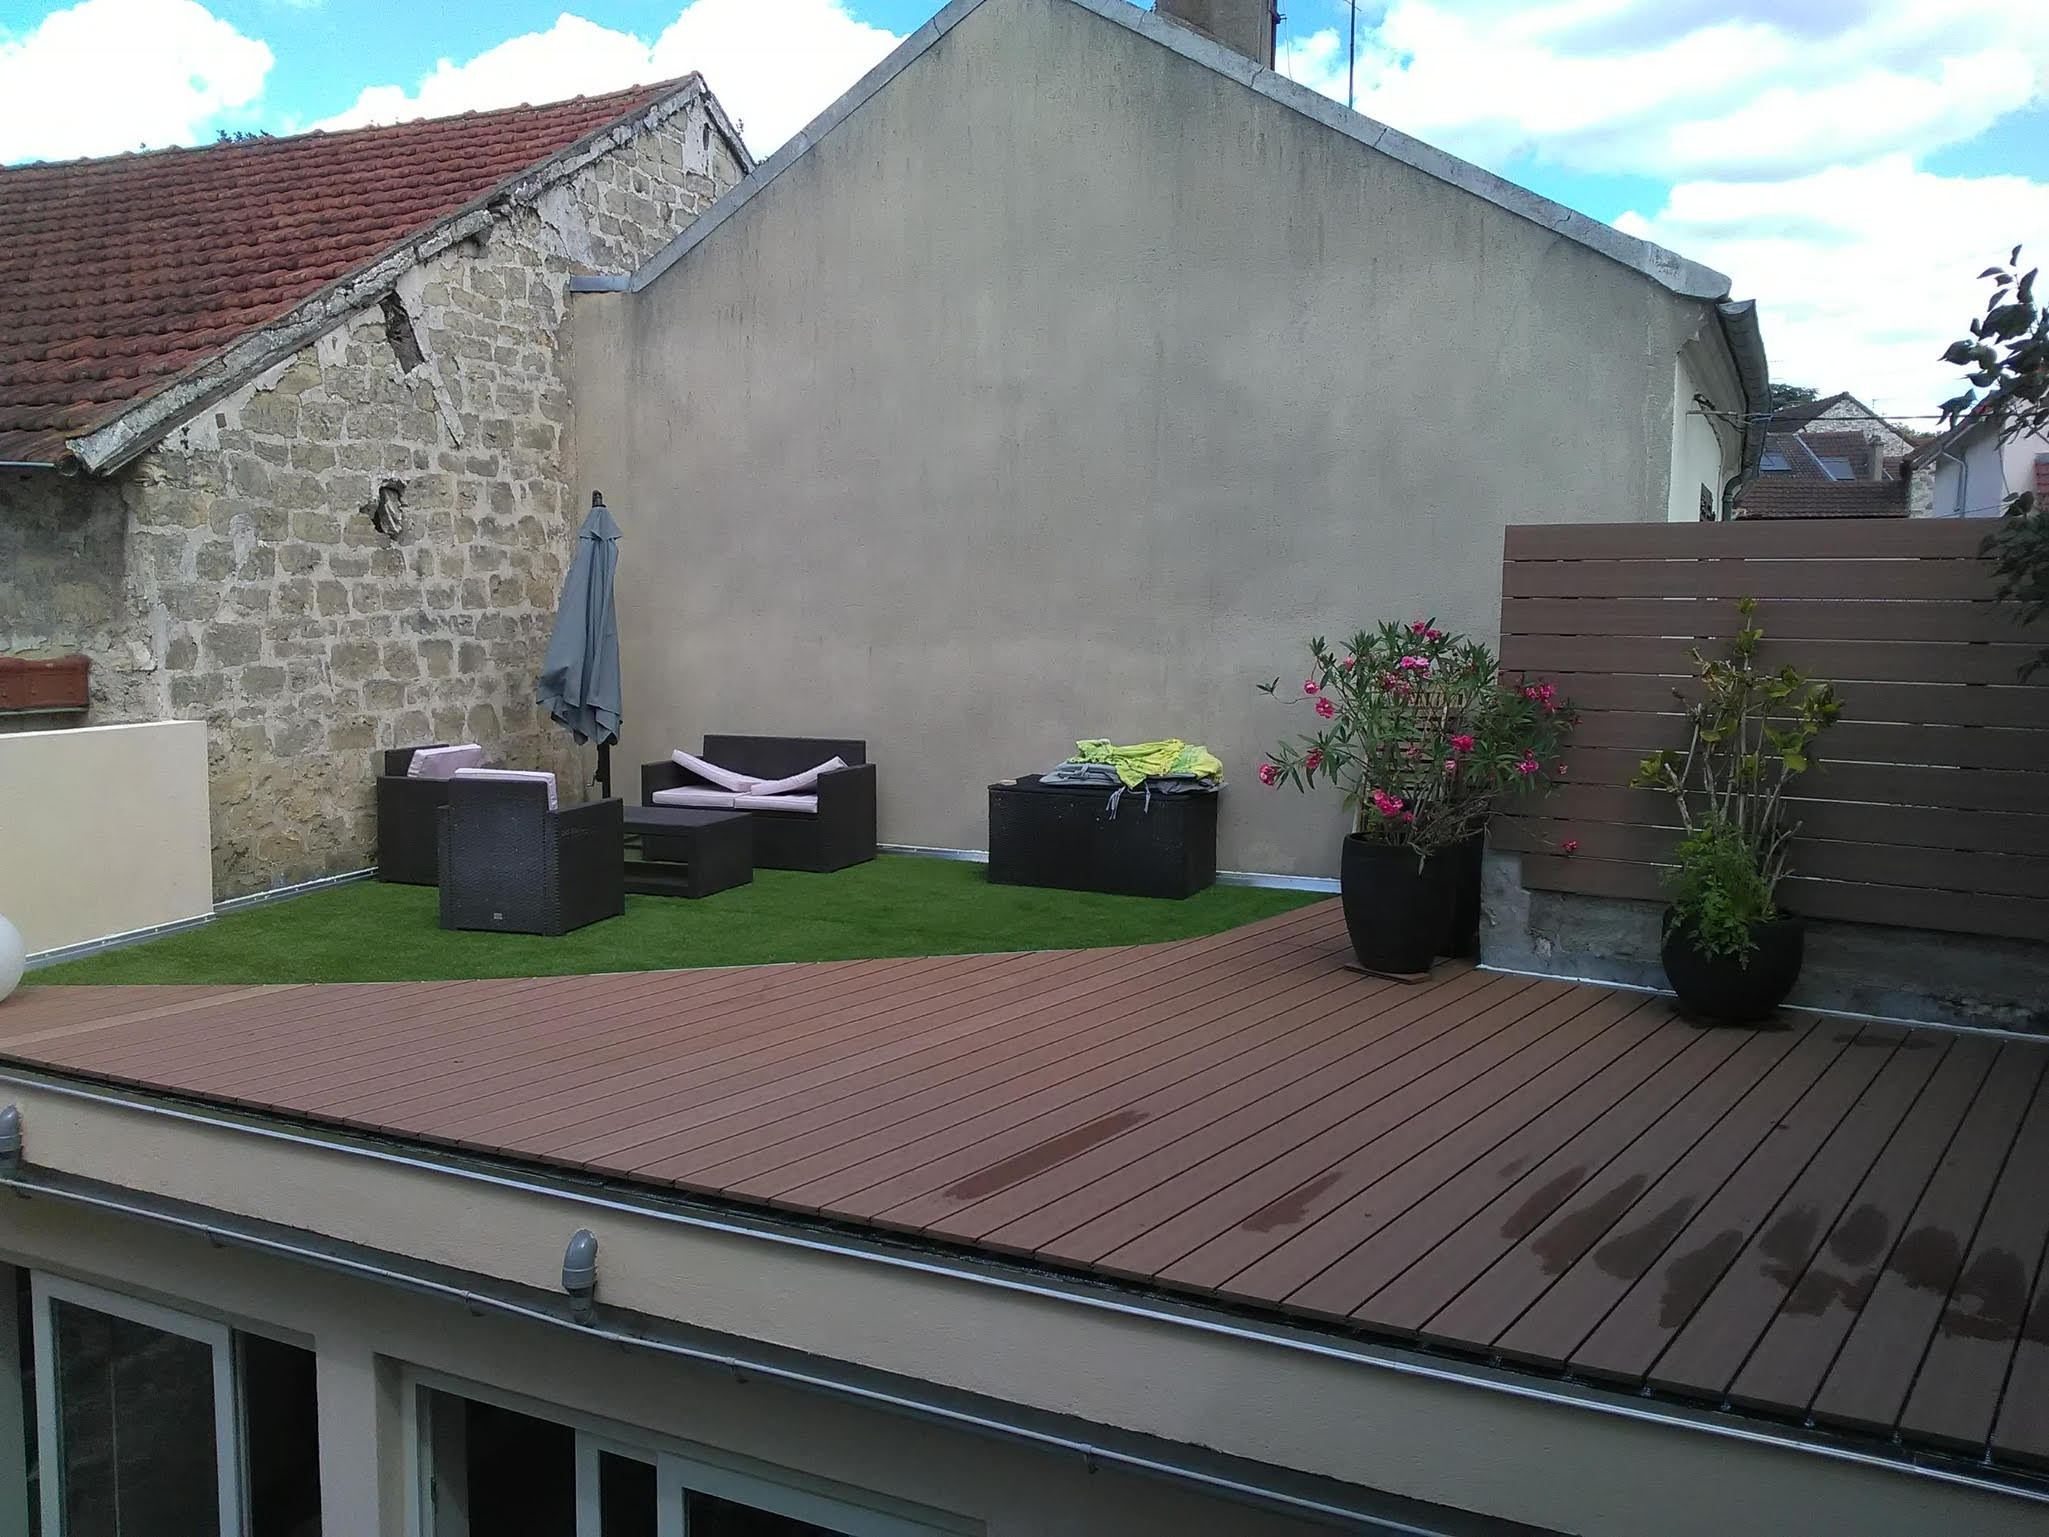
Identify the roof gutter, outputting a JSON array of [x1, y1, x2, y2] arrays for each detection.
[[1714, 298, 1769, 519], [61, 77, 745, 478], [2, 1068, 2042, 1513]]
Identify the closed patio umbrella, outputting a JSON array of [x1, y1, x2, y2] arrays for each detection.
[[537, 491, 623, 797]]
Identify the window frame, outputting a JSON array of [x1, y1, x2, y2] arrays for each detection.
[[30, 1272, 244, 1537], [405, 1364, 974, 1537]]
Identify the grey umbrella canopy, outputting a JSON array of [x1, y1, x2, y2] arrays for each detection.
[[537, 491, 623, 795]]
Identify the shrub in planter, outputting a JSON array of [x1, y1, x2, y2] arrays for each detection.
[[1630, 599, 1842, 1023], [1260, 621, 1575, 974]]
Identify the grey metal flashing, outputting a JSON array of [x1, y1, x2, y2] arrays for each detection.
[[1716, 298, 1771, 504], [0, 1163, 1494, 1534], [64, 77, 740, 476], [5, 1066, 2045, 1510], [23, 865, 374, 969], [618, 0, 1735, 304], [0, 460, 57, 470]]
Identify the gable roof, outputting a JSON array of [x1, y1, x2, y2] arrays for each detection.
[[1767, 390, 1864, 430], [0, 80, 746, 469], [598, 0, 1743, 310]]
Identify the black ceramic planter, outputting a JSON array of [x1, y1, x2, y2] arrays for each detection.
[[1340, 836, 1450, 976], [1660, 913, 1805, 1024], [1437, 832, 1485, 958]]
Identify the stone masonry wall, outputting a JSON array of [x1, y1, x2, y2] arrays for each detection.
[[0, 99, 747, 897]]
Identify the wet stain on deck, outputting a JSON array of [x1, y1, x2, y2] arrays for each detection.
[[1500, 1166, 1586, 1244], [1594, 1196, 1698, 1280], [942, 1109, 1149, 1202], [1660, 1228, 1748, 1328], [1938, 1248, 2029, 1340], [1534, 1174, 1650, 1276], [1239, 1170, 1345, 1233]]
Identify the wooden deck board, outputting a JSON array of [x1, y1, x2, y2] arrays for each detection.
[[4, 899, 2045, 1471]]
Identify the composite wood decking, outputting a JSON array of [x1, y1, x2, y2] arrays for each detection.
[[3, 902, 2045, 1473]]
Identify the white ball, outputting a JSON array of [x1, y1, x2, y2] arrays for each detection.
[[0, 915, 23, 1003]]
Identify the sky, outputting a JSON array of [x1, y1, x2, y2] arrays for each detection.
[[3, 0, 2047, 418]]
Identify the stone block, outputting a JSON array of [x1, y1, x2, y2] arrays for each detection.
[[329, 640, 382, 682], [362, 677, 406, 711], [316, 580, 350, 616], [164, 635, 198, 671], [327, 717, 378, 753], [292, 510, 342, 544], [242, 666, 287, 698], [380, 643, 420, 679], [206, 623, 263, 666], [279, 542, 323, 574]]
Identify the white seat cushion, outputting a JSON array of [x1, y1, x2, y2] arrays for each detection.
[[407, 744, 486, 780], [732, 792, 818, 814], [671, 749, 760, 794], [747, 757, 848, 797], [451, 767, 557, 810], [650, 786, 741, 810]]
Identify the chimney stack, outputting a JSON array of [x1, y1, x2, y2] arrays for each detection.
[[1868, 441, 1886, 482], [1154, 0, 1276, 70]]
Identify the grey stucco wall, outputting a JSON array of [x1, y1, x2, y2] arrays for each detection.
[[572, 0, 1730, 876]]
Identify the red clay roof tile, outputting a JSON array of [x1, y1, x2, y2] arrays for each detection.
[[0, 82, 687, 464]]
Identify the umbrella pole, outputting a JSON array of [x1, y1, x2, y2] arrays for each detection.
[[598, 740, 613, 801]]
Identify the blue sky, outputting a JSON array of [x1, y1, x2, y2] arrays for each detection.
[[4, 0, 2047, 412]]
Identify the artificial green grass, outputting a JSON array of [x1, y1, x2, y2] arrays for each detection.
[[31, 856, 1321, 985]]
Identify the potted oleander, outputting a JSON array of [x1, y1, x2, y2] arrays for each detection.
[[1630, 600, 1842, 1023], [1261, 621, 1575, 975]]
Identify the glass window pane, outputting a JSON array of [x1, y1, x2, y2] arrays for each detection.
[[684, 1488, 838, 1536], [242, 1334, 321, 1537], [461, 1397, 574, 1536], [52, 1299, 219, 1537], [599, 1451, 656, 1537]]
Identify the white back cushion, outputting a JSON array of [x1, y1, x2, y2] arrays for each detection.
[[672, 749, 760, 794], [451, 767, 557, 810], [407, 744, 486, 780], [747, 758, 848, 797]]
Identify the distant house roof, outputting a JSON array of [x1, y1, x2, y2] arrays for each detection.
[[1739, 431, 1906, 517], [1767, 391, 1862, 430], [0, 79, 746, 469]]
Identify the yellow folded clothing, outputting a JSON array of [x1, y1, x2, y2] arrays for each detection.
[[1072, 738, 1223, 789]]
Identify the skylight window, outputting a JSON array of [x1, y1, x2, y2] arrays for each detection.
[[1818, 456, 1856, 479], [1759, 451, 1790, 471]]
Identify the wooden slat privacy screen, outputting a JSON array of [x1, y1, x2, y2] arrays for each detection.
[[1494, 519, 2049, 942]]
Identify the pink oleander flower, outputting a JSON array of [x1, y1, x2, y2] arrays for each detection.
[[1538, 682, 1556, 701], [1342, 655, 1356, 670], [1449, 733, 1475, 755], [1258, 762, 1280, 786], [1315, 696, 1336, 718], [1304, 747, 1323, 772], [1443, 759, 1458, 774], [1398, 655, 1431, 672], [1556, 762, 1568, 776], [1522, 684, 1540, 700], [1303, 678, 1320, 695], [1426, 627, 1444, 642], [1370, 789, 1406, 818], [1517, 758, 1540, 776], [1402, 810, 1415, 823], [1402, 742, 1421, 758], [1561, 839, 1580, 854], [1408, 620, 1430, 636]]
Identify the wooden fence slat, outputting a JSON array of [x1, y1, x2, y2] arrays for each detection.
[[1502, 560, 1996, 601], [1502, 635, 2043, 686], [1502, 597, 2025, 645], [1504, 520, 1993, 562], [1494, 820, 2049, 901], [1535, 674, 2047, 729], [1516, 856, 2049, 942], [1553, 748, 2049, 815], [1506, 787, 2049, 859], [1567, 714, 2049, 773]]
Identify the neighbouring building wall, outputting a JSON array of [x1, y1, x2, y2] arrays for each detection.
[[1796, 398, 1913, 458], [0, 721, 212, 953], [0, 101, 746, 896], [1667, 333, 1743, 521], [572, 0, 1731, 876]]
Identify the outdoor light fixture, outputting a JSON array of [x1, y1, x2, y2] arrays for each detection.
[[0, 1105, 20, 1176], [562, 1228, 598, 1323]]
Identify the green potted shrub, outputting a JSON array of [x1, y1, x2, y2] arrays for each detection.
[[1630, 600, 1842, 1022], [1261, 621, 1574, 975]]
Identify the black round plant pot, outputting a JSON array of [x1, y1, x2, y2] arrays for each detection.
[[1660, 913, 1805, 1024], [1340, 835, 1451, 976], [1437, 832, 1485, 959]]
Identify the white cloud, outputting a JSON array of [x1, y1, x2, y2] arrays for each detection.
[[1276, 1, 2049, 413], [0, 0, 272, 163], [318, 0, 900, 156], [1618, 159, 2049, 415], [1280, 0, 2049, 183]]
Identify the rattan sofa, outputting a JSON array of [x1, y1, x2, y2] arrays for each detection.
[[640, 735, 876, 873]]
